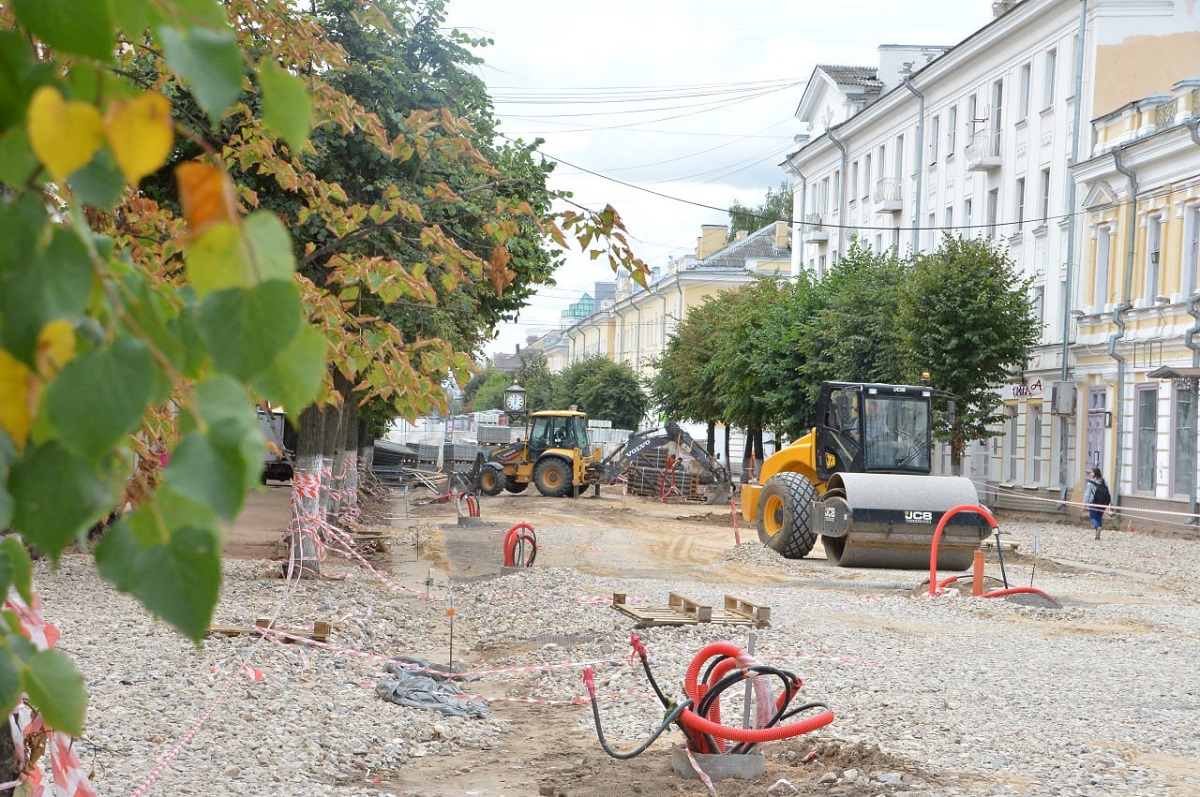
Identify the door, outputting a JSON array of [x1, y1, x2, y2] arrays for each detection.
[[1085, 387, 1106, 474]]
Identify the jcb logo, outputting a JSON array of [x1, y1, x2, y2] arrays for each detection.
[[825, 507, 837, 520], [904, 511, 933, 523]]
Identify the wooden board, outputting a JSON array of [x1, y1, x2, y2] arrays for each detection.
[[611, 593, 770, 628], [207, 618, 331, 642]]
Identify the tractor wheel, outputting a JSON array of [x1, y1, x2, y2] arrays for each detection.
[[504, 481, 529, 494], [479, 466, 506, 497], [534, 458, 572, 497], [757, 472, 817, 559]]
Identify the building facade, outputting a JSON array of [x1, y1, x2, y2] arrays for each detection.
[[782, 0, 1200, 516]]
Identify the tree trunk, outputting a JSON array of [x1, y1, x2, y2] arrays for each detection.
[[357, 420, 374, 492], [705, 421, 716, 458], [288, 404, 325, 578], [340, 385, 360, 525], [321, 394, 346, 523]]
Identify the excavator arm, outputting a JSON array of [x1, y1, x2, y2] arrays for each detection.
[[601, 422, 733, 503]]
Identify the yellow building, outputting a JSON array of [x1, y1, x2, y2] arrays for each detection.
[[1073, 78, 1200, 522], [556, 221, 792, 380]]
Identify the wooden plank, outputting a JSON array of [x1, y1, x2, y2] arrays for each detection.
[[612, 592, 699, 627], [669, 592, 712, 622], [723, 595, 771, 626], [207, 619, 331, 642]]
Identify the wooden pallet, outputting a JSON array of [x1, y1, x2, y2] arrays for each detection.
[[612, 593, 770, 628], [208, 617, 331, 642]]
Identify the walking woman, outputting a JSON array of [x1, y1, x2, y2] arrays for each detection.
[[1083, 467, 1111, 540]]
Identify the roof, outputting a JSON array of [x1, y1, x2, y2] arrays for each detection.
[[817, 65, 884, 93], [697, 223, 789, 270]]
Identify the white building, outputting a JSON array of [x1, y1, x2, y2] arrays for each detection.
[[782, 0, 1200, 513]]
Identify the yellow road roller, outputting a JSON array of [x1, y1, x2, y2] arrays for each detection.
[[741, 381, 990, 570]]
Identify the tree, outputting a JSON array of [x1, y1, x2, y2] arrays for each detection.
[[462, 363, 508, 411], [744, 271, 822, 440], [554, 356, 649, 431], [898, 234, 1039, 472], [514, 351, 556, 413], [728, 181, 792, 234]]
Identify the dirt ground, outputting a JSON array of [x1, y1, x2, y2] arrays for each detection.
[[221, 487, 1026, 796]]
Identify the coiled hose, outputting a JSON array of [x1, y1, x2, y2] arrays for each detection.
[[503, 522, 536, 568], [583, 633, 834, 760]]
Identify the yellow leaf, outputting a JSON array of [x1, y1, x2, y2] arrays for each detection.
[[0, 348, 36, 453], [105, 92, 175, 185], [35, 320, 77, 380], [176, 161, 239, 233], [27, 86, 104, 183]]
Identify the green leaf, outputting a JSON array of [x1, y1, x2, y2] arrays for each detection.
[[198, 281, 303, 381], [249, 324, 328, 413], [21, 648, 86, 736], [164, 424, 251, 521], [0, 224, 94, 366], [0, 645, 21, 721], [95, 513, 221, 641], [185, 221, 245, 296], [158, 24, 244, 123], [108, 0, 162, 38], [0, 32, 35, 132], [121, 274, 185, 379], [159, 0, 228, 28], [0, 434, 13, 529], [68, 147, 126, 210], [9, 442, 115, 560], [0, 125, 39, 187], [0, 538, 33, 605], [243, 211, 296, 283], [45, 336, 154, 462], [258, 60, 311, 151], [11, 0, 115, 63]]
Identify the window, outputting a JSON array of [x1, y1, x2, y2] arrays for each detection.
[[1183, 205, 1200, 297], [1136, 386, 1157, 492], [1039, 167, 1051, 224], [875, 233, 883, 252], [1067, 36, 1078, 99], [1095, 226, 1111, 306], [986, 189, 998, 238], [1044, 49, 1057, 108], [1146, 215, 1162, 301], [1015, 177, 1026, 230], [967, 94, 978, 137], [862, 154, 872, 199], [1005, 405, 1020, 482], [850, 161, 859, 204], [833, 169, 841, 212], [991, 79, 1004, 141], [964, 198, 973, 235], [818, 254, 827, 275], [892, 226, 901, 250], [926, 211, 936, 250], [1031, 284, 1045, 330], [820, 176, 830, 213], [930, 115, 940, 163], [1018, 62, 1032, 120], [1173, 386, 1196, 497], [1028, 403, 1045, 484], [894, 134, 904, 178], [947, 105, 957, 154], [944, 205, 954, 233]]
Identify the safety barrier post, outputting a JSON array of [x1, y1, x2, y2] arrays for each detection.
[[972, 550, 984, 597]]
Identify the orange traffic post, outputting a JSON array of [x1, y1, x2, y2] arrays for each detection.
[[972, 550, 985, 597]]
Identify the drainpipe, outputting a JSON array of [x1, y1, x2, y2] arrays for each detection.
[[612, 304, 626, 366], [1058, 0, 1089, 500], [675, 275, 686, 331], [826, 127, 849, 256], [1109, 148, 1138, 507], [1184, 118, 1200, 521], [902, 76, 925, 252]]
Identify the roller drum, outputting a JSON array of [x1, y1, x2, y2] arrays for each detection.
[[814, 473, 988, 570]]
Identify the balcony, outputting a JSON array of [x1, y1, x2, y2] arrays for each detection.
[[803, 212, 828, 242], [873, 178, 903, 214], [965, 130, 1002, 171]]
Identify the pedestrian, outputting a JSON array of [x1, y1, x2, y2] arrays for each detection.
[[1083, 467, 1111, 540]]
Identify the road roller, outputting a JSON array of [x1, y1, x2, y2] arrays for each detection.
[[741, 382, 990, 570]]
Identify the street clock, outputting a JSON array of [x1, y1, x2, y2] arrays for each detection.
[[503, 382, 527, 415]]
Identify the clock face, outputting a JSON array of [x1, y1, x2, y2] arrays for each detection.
[[505, 392, 525, 411]]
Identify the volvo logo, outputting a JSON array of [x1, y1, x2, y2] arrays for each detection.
[[904, 511, 933, 523]]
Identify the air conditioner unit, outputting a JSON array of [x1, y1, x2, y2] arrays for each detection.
[[1050, 381, 1077, 415]]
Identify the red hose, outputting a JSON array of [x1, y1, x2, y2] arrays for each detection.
[[503, 522, 536, 568], [981, 586, 1058, 601], [929, 504, 997, 596], [679, 642, 834, 751]]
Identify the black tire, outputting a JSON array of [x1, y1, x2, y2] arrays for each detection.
[[479, 466, 506, 497], [534, 458, 572, 497], [504, 481, 529, 494], [756, 472, 818, 559]]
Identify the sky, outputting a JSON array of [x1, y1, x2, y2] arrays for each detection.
[[441, 1, 998, 360]]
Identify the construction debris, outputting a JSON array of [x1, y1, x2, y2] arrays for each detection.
[[611, 592, 770, 628]]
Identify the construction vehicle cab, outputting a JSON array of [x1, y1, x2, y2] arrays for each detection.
[[477, 410, 603, 498], [743, 381, 989, 570]]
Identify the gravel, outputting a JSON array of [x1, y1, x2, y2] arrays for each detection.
[[28, 513, 1200, 796]]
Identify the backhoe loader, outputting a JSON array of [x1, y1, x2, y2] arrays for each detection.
[[476, 409, 603, 498]]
